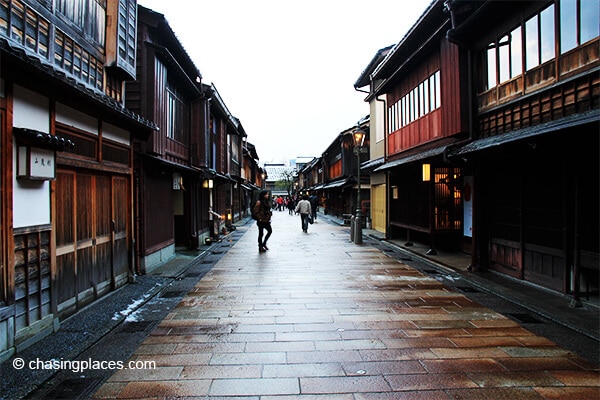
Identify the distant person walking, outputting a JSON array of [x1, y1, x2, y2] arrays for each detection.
[[286, 196, 295, 215], [309, 192, 318, 222], [295, 194, 312, 233], [252, 190, 273, 252]]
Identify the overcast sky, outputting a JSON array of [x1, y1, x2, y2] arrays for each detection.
[[137, 0, 432, 164]]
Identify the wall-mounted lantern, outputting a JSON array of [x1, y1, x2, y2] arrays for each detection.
[[422, 163, 431, 182], [202, 179, 214, 189], [14, 127, 74, 181]]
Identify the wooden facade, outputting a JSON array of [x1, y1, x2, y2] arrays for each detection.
[[318, 119, 370, 219], [128, 6, 208, 272], [446, 0, 599, 296], [360, 0, 598, 298], [128, 7, 259, 271], [0, 0, 156, 361], [369, 0, 469, 251]]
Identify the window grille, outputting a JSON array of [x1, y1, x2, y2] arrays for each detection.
[[433, 167, 462, 231]]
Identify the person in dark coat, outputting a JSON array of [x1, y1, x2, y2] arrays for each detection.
[[309, 192, 318, 221], [252, 190, 273, 252]]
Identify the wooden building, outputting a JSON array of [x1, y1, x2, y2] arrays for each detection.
[[202, 84, 248, 231], [355, 46, 393, 236], [368, 0, 469, 254], [127, 6, 208, 273], [446, 0, 599, 299], [297, 157, 323, 195], [0, 0, 156, 361], [241, 141, 263, 210], [360, 0, 599, 299], [320, 118, 371, 220]]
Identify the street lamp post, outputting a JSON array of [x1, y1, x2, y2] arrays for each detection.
[[352, 126, 366, 244]]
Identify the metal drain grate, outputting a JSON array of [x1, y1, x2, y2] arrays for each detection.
[[44, 378, 101, 399], [509, 313, 544, 324]]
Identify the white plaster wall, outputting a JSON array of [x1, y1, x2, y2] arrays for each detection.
[[12, 86, 51, 228], [55, 102, 98, 135], [103, 122, 130, 145]]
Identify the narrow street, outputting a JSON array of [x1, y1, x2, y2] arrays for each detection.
[[61, 210, 598, 399]]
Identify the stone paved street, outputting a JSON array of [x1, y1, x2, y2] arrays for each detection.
[[93, 211, 600, 399]]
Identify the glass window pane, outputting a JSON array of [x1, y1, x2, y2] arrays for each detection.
[[430, 75, 436, 109], [581, 0, 600, 43], [510, 26, 522, 77], [405, 94, 408, 123], [419, 82, 424, 118], [487, 46, 497, 87], [413, 88, 418, 120], [540, 4, 555, 64], [525, 14, 539, 70], [499, 35, 510, 83], [434, 71, 441, 109], [423, 78, 429, 115], [560, 0, 577, 53], [0, 0, 8, 36]]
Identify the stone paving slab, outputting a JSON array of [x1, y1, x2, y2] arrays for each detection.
[[92, 211, 600, 399]]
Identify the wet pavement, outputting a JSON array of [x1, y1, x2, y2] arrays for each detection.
[[1, 210, 598, 399], [85, 211, 598, 399]]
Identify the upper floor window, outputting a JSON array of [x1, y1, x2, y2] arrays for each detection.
[[525, 4, 555, 70], [387, 70, 440, 133], [560, 0, 600, 53], [230, 134, 239, 164], [166, 81, 187, 143], [116, 0, 136, 76], [56, 0, 106, 47], [54, 29, 103, 91], [479, 1, 600, 92], [208, 116, 218, 170], [0, 0, 50, 59]]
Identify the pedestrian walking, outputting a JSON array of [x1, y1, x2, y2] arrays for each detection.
[[309, 192, 318, 222], [252, 190, 272, 252], [294, 194, 312, 233], [286, 196, 295, 215]]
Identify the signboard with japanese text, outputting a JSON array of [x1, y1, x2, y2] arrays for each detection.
[[18, 146, 56, 180]]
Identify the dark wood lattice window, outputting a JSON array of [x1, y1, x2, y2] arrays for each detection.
[[102, 142, 129, 166], [116, 0, 136, 77], [0, 0, 50, 59], [433, 167, 462, 231], [56, 125, 98, 160], [54, 29, 103, 91]]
